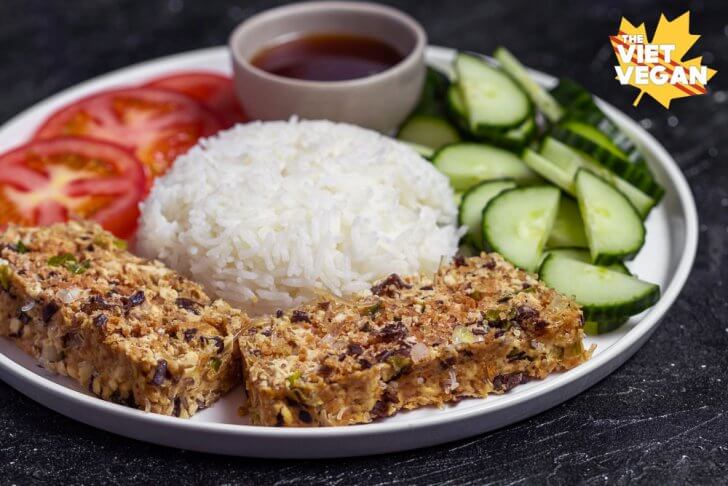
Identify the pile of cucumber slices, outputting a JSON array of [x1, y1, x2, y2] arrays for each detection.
[[397, 47, 663, 334]]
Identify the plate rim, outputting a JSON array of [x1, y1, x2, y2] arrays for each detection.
[[0, 45, 698, 457]]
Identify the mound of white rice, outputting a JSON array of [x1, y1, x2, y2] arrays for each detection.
[[137, 119, 460, 314]]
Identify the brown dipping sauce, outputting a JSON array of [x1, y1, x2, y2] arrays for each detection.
[[250, 33, 404, 82]]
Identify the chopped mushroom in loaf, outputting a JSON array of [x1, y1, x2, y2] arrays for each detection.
[[240, 253, 590, 426], [0, 222, 247, 417]]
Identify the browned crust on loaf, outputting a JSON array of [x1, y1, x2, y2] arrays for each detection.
[[0, 222, 247, 417], [240, 254, 590, 426]]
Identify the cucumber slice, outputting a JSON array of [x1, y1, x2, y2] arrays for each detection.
[[550, 78, 595, 114], [550, 79, 652, 171], [580, 158, 656, 219], [446, 84, 468, 130], [455, 53, 531, 132], [433, 143, 541, 192], [608, 260, 631, 275], [500, 117, 537, 149], [575, 169, 645, 264], [523, 149, 574, 193], [543, 247, 630, 274], [448, 85, 536, 149], [546, 197, 588, 248], [560, 120, 624, 158], [447, 84, 538, 150], [459, 179, 517, 249], [539, 255, 659, 320], [551, 121, 664, 200], [567, 111, 648, 166], [583, 317, 629, 335], [397, 115, 461, 150], [493, 47, 564, 122], [482, 186, 560, 271], [539, 138, 656, 218], [413, 67, 452, 117], [402, 141, 436, 159], [543, 247, 591, 262], [540, 136, 584, 171]]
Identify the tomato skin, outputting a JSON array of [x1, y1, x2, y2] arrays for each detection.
[[144, 72, 247, 127], [33, 87, 223, 184], [0, 137, 146, 239]]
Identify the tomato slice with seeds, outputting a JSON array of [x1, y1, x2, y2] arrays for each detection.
[[0, 137, 146, 239], [34, 88, 222, 183], [144, 72, 247, 128]]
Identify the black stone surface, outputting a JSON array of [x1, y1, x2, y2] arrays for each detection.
[[1, 0, 726, 484]]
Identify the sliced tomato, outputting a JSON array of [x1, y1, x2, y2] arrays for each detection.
[[34, 88, 223, 183], [144, 71, 247, 128], [0, 137, 146, 239]]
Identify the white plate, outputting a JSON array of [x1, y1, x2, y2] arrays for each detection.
[[0, 46, 697, 458]]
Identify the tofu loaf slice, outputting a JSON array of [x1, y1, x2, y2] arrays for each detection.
[[0, 222, 246, 417], [241, 254, 590, 426]]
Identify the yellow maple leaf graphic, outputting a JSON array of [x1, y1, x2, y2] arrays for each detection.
[[609, 12, 717, 108]]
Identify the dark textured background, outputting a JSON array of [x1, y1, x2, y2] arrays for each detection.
[[1, 0, 726, 484]]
